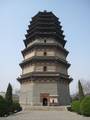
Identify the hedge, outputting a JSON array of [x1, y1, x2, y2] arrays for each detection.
[[80, 96, 90, 116], [0, 96, 10, 117], [71, 96, 90, 117], [0, 96, 22, 117], [11, 102, 22, 113], [71, 100, 80, 113]]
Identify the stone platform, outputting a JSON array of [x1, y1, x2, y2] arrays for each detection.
[[23, 106, 68, 111]]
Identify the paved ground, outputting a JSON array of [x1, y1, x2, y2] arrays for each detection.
[[0, 110, 89, 120]]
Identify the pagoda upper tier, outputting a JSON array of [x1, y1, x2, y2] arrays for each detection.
[[24, 11, 66, 47]]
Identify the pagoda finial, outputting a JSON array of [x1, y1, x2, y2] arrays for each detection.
[[44, 10, 47, 13]]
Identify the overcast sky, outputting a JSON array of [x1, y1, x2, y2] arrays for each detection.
[[0, 0, 90, 95]]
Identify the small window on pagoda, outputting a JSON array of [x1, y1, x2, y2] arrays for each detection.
[[44, 51, 47, 56], [43, 66, 47, 71], [44, 39, 46, 43]]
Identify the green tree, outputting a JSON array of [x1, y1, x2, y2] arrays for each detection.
[[0, 95, 9, 117], [5, 83, 13, 104], [80, 96, 90, 116], [78, 80, 84, 100]]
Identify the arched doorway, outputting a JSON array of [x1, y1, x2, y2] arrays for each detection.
[[43, 98, 48, 106]]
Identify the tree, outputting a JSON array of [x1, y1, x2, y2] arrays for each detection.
[[78, 80, 84, 100], [82, 80, 90, 95], [0, 95, 9, 117], [5, 83, 13, 104]]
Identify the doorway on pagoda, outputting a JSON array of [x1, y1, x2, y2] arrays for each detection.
[[40, 93, 49, 106], [43, 98, 48, 106]]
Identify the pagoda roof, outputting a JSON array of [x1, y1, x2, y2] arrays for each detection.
[[24, 33, 66, 47], [19, 56, 70, 68], [22, 42, 69, 56], [24, 11, 66, 47], [17, 71, 72, 83], [31, 11, 59, 21]]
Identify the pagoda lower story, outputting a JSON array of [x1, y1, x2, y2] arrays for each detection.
[[19, 73, 71, 106], [17, 11, 72, 107]]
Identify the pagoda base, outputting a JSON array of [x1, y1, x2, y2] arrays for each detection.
[[19, 78, 71, 109]]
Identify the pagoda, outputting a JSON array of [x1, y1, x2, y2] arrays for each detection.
[[17, 11, 72, 107]]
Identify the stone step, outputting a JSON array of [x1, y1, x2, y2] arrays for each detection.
[[23, 106, 68, 111]]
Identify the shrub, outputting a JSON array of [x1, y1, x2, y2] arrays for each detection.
[[80, 96, 90, 116], [0, 96, 9, 117], [67, 106, 72, 111], [0, 96, 4, 101], [71, 100, 80, 113], [0, 95, 22, 117], [11, 102, 22, 113]]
